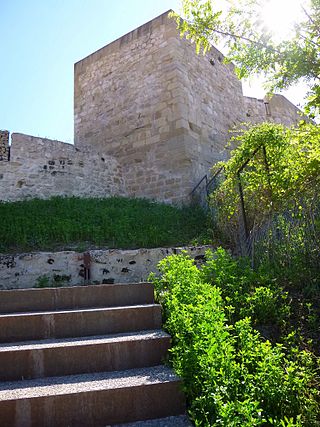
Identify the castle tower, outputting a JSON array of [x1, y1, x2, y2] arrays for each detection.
[[74, 10, 300, 203]]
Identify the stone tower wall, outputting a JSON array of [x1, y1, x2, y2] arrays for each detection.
[[74, 11, 301, 201], [74, 13, 192, 203], [169, 39, 246, 184]]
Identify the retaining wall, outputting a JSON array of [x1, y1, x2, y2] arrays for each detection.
[[0, 245, 212, 289]]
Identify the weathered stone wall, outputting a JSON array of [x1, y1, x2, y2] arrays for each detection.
[[0, 245, 211, 289], [243, 97, 268, 123], [0, 132, 125, 202], [74, 11, 302, 202], [267, 94, 302, 126], [74, 12, 197, 203], [243, 94, 302, 126]]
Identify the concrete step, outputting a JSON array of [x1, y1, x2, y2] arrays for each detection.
[[0, 282, 154, 314], [114, 415, 193, 426], [0, 365, 186, 427], [0, 304, 162, 343], [0, 330, 171, 381]]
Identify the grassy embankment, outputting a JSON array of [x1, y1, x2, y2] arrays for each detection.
[[0, 196, 209, 253]]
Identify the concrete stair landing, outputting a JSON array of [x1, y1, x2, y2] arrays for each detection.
[[0, 283, 186, 426]]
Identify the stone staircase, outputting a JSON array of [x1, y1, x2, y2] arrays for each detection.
[[0, 283, 188, 426]]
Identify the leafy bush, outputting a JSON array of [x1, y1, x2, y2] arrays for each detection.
[[200, 248, 288, 333], [252, 207, 320, 291], [207, 122, 319, 344], [210, 122, 320, 250], [151, 249, 320, 426]]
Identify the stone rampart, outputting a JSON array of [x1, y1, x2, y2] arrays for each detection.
[[266, 94, 303, 126], [0, 132, 125, 202], [243, 97, 268, 123], [74, 12, 197, 203]]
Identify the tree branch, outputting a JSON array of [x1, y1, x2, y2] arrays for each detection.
[[298, 31, 320, 49], [301, 5, 317, 26], [184, 19, 282, 54]]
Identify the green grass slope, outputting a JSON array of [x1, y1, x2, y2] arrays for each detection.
[[0, 196, 208, 253]]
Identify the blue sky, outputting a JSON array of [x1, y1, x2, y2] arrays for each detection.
[[1, 1, 181, 143], [1, 0, 306, 144]]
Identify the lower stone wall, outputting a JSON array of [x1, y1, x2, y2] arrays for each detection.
[[0, 133, 125, 202], [0, 245, 212, 289]]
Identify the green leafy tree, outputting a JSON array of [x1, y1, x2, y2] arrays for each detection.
[[210, 121, 320, 285], [212, 121, 320, 222], [172, 0, 320, 117]]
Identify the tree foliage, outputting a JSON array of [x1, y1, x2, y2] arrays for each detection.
[[172, 0, 320, 117], [210, 121, 320, 286], [210, 122, 320, 243], [212, 122, 320, 221]]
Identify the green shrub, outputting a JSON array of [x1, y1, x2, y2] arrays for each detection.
[[200, 248, 288, 332], [151, 249, 320, 426], [211, 122, 320, 232], [209, 123, 320, 266]]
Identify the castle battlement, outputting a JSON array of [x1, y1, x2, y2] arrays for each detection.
[[0, 131, 125, 202]]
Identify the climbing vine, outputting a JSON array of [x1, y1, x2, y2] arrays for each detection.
[[211, 121, 320, 236]]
